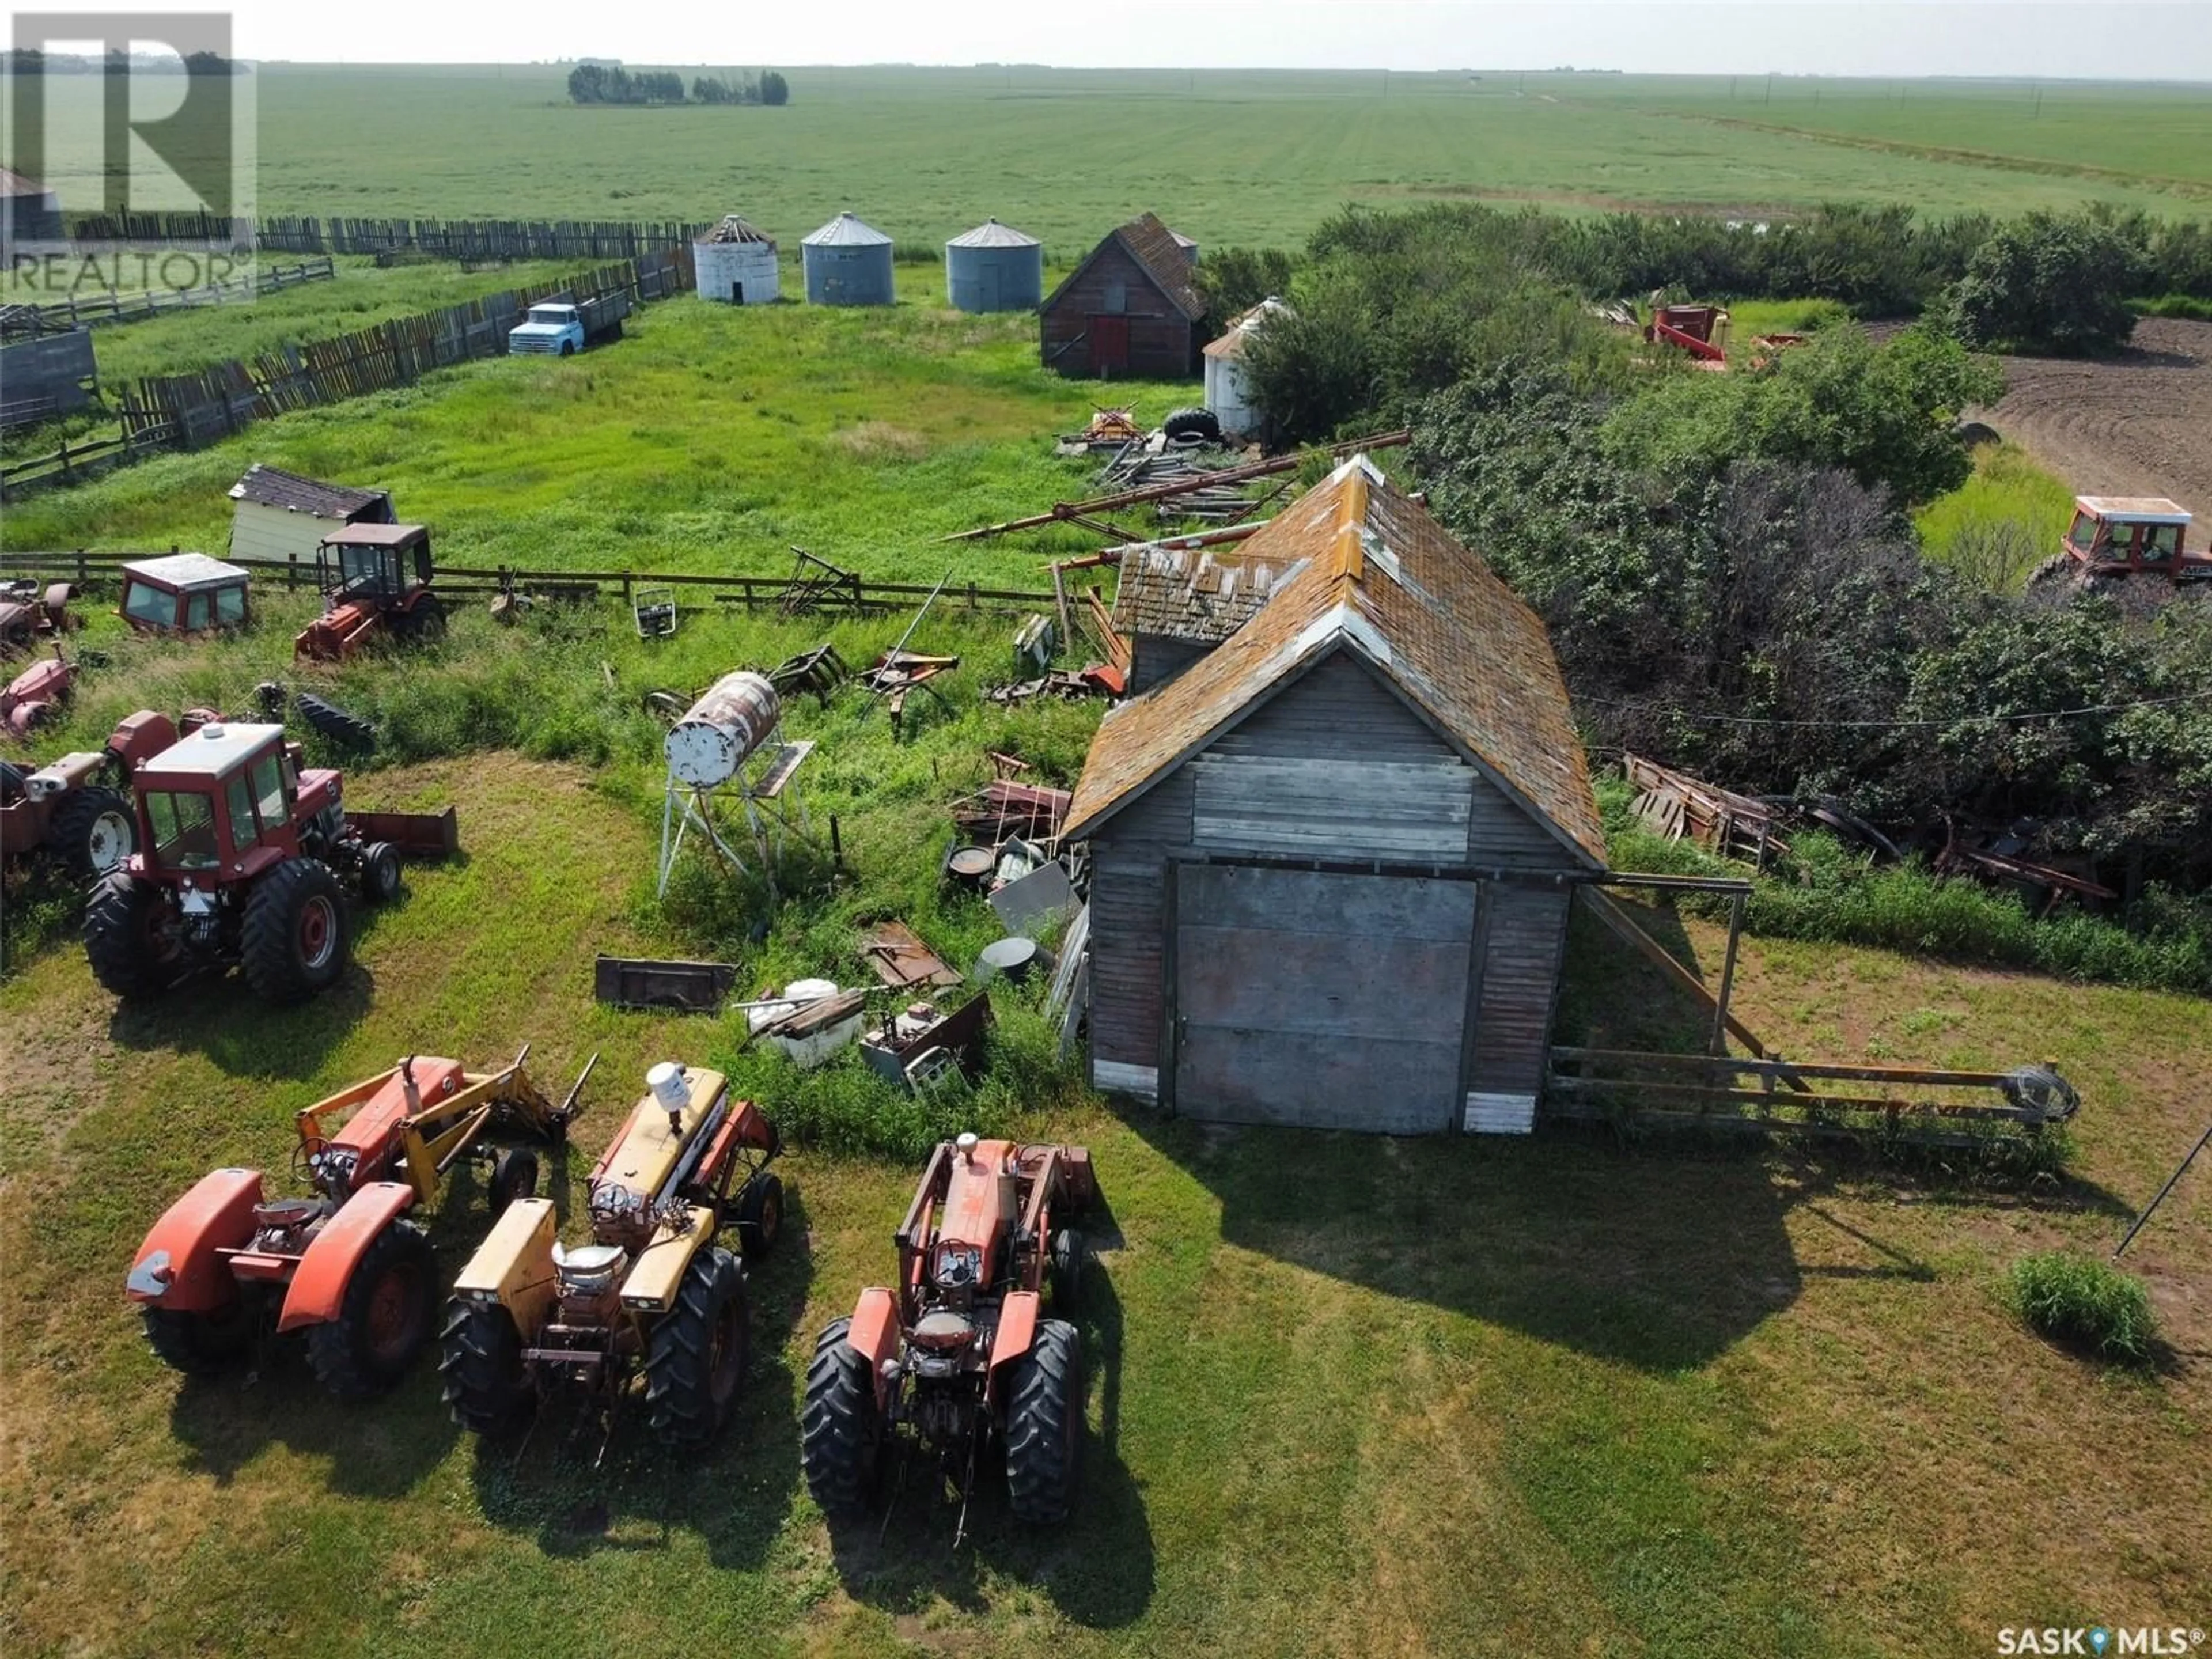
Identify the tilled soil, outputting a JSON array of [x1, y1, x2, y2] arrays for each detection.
[[1982, 316, 2212, 520]]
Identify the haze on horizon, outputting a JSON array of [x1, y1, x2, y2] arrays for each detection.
[[25, 0, 2212, 82]]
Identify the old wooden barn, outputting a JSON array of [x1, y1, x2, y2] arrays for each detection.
[[1039, 212, 1206, 380], [1063, 457, 1607, 1135]]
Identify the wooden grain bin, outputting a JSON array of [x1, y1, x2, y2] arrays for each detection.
[[1040, 212, 1206, 380], [1062, 457, 1607, 1135], [694, 215, 781, 305]]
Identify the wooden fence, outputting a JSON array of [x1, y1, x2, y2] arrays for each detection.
[[0, 549, 1059, 615], [0, 259, 336, 340], [65, 213, 708, 262], [0, 250, 689, 502]]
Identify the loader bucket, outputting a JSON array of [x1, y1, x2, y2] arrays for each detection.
[[348, 806, 460, 860]]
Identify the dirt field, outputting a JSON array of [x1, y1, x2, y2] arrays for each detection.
[[1984, 316, 2212, 519]]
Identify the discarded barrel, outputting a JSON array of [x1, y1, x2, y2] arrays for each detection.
[[665, 671, 781, 788]]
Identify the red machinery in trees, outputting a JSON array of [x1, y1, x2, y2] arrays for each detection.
[[124, 1049, 589, 1397], [1644, 304, 1730, 368], [2030, 496, 2207, 601], [801, 1133, 1099, 1541]]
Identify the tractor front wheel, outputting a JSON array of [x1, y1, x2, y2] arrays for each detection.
[[734, 1172, 783, 1260], [84, 872, 184, 997], [306, 1219, 434, 1400], [357, 840, 402, 904], [488, 1147, 539, 1213], [47, 786, 137, 880], [1003, 1317, 1084, 1525], [142, 1300, 255, 1378], [800, 1317, 884, 1521], [241, 858, 350, 1003], [438, 1298, 532, 1435], [1049, 1226, 1088, 1316], [643, 1246, 749, 1444]]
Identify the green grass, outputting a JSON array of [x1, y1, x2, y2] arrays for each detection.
[[1914, 439, 2078, 586], [2006, 1251, 2160, 1364], [1724, 297, 1854, 339]]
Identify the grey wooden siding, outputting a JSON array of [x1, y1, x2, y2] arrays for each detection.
[[1466, 883, 1572, 1099], [1040, 241, 1195, 379], [1086, 769, 1194, 1078], [1172, 863, 1475, 1132], [1129, 634, 1207, 696]]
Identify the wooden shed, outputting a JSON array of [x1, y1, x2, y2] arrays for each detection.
[[226, 464, 394, 565], [1063, 457, 1607, 1135], [1040, 213, 1205, 380]]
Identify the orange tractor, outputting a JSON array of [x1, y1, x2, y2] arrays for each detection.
[[2030, 496, 2207, 602], [124, 1048, 590, 1397], [441, 1062, 784, 1450], [294, 522, 445, 662], [802, 1133, 1099, 1540]]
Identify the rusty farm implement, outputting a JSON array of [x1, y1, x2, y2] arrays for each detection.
[[124, 1048, 591, 1397]]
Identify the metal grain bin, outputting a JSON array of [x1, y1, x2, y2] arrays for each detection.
[[945, 218, 1043, 313], [694, 215, 781, 305], [800, 211, 895, 307]]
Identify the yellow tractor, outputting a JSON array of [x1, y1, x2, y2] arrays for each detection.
[[441, 1062, 783, 1450]]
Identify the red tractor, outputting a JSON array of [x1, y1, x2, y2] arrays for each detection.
[[125, 1048, 589, 1397], [294, 522, 445, 663], [0, 707, 203, 881], [81, 718, 457, 1003], [2031, 496, 2207, 601], [1, 645, 74, 742], [802, 1134, 1099, 1539]]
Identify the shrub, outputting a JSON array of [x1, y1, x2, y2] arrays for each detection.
[[1946, 213, 2141, 355], [2006, 1251, 2158, 1363]]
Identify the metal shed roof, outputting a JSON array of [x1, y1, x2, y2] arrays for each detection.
[[802, 212, 893, 247], [228, 463, 387, 519], [948, 218, 1041, 249], [120, 553, 251, 591], [698, 215, 777, 247], [1064, 456, 1605, 866]]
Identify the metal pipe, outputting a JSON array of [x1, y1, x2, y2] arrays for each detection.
[[2114, 1118, 2212, 1258]]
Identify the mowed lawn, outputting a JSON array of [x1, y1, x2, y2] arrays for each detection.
[[1, 751, 2207, 1659]]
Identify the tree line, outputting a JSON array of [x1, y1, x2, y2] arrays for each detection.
[[566, 65, 789, 106]]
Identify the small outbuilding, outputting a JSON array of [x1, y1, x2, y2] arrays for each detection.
[[694, 215, 781, 305], [801, 212, 895, 307], [226, 464, 394, 565], [1040, 212, 1207, 380], [945, 218, 1043, 313], [1201, 297, 1287, 442], [1065, 457, 1607, 1135], [0, 165, 63, 255]]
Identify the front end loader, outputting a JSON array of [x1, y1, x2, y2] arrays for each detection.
[[801, 1134, 1099, 1541], [441, 1062, 783, 1451], [124, 1047, 590, 1398]]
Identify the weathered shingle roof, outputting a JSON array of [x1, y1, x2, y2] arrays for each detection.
[[698, 214, 775, 247], [1045, 211, 1205, 323], [1111, 537, 1302, 643], [228, 463, 388, 520], [1063, 458, 1606, 866]]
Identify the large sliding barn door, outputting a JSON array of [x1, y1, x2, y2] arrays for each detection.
[[1171, 863, 1476, 1132]]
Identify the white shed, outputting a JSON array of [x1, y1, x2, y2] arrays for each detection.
[[1201, 298, 1287, 441], [227, 465, 393, 565], [694, 215, 781, 305]]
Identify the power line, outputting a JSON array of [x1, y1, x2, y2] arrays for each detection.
[[1576, 688, 2212, 731]]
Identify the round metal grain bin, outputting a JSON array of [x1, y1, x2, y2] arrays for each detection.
[[945, 217, 1043, 313], [665, 671, 782, 787], [801, 211, 895, 307], [694, 215, 781, 305]]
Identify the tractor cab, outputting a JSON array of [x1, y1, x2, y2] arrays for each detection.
[[126, 722, 334, 886], [2062, 497, 2204, 579], [296, 524, 444, 661]]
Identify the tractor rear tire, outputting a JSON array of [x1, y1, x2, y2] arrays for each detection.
[[306, 1218, 434, 1400], [293, 692, 376, 751], [438, 1298, 533, 1435], [734, 1172, 783, 1261], [401, 594, 447, 643], [142, 1301, 254, 1378], [1003, 1317, 1083, 1525], [488, 1147, 539, 1213], [241, 858, 349, 1004], [1161, 406, 1221, 444], [84, 872, 184, 997], [643, 1246, 749, 1444], [47, 785, 137, 880], [357, 840, 402, 904], [800, 1318, 883, 1521], [1049, 1226, 1087, 1316]]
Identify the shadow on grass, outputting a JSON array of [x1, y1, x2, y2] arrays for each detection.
[[460, 1184, 817, 1571], [819, 1254, 1154, 1631], [105, 961, 374, 1080]]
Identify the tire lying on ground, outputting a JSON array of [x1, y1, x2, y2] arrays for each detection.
[[1161, 407, 1222, 444], [293, 691, 376, 751]]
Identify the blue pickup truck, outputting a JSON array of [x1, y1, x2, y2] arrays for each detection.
[[507, 302, 586, 357]]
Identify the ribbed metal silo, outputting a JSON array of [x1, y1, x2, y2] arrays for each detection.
[[945, 218, 1043, 313], [801, 211, 895, 306]]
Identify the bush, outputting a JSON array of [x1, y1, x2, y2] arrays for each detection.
[[1946, 213, 2141, 355], [2007, 1251, 2158, 1363]]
